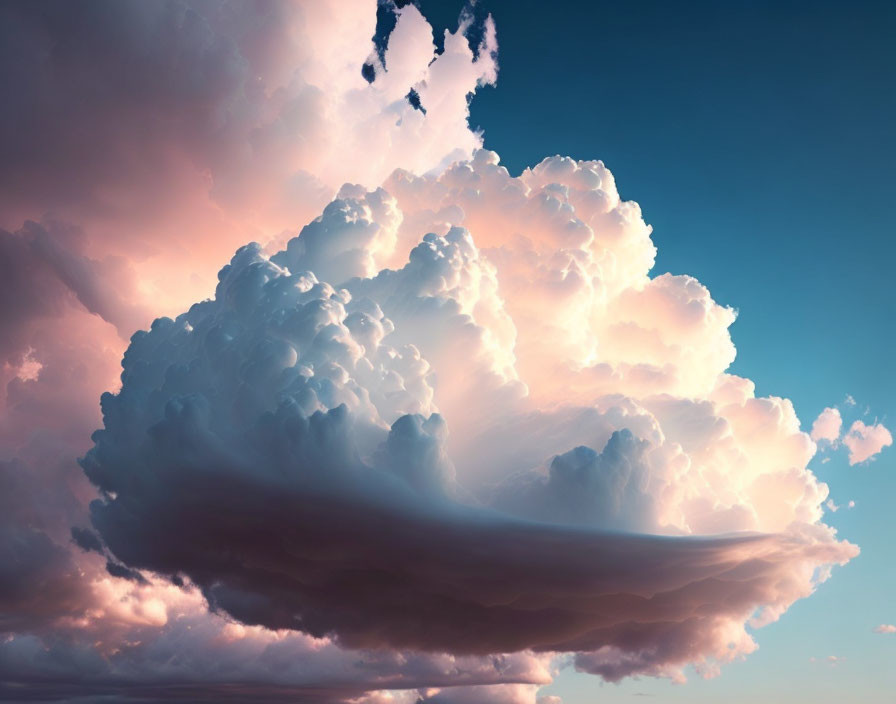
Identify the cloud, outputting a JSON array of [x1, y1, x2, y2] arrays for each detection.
[[873, 624, 896, 634], [416, 684, 545, 704], [811, 407, 842, 444], [79, 155, 856, 688], [0, 585, 552, 703], [0, 0, 498, 321], [492, 430, 657, 531], [71, 526, 104, 554], [825, 498, 855, 513], [843, 420, 893, 465], [0, 459, 97, 633]]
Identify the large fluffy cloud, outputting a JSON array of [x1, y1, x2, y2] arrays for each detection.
[[79, 149, 856, 689]]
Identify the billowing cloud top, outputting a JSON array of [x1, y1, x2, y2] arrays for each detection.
[[0, 1, 864, 703]]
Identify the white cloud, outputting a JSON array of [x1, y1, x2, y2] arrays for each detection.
[[874, 624, 896, 634]]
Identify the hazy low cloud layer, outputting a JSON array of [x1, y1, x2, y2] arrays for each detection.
[[0, 1, 866, 702]]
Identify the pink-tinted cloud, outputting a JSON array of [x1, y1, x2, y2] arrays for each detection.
[[873, 624, 896, 634], [843, 420, 893, 465], [1, 572, 552, 703], [0, 0, 498, 321], [811, 406, 842, 444]]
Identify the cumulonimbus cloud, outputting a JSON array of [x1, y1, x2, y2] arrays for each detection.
[[81, 150, 856, 685]]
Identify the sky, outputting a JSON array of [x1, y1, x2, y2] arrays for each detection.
[[0, 1, 894, 703], [458, 1, 896, 700]]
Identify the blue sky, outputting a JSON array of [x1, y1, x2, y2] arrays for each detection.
[[429, 0, 896, 699]]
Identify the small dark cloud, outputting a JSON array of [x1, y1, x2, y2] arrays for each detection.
[[71, 526, 104, 554], [105, 560, 149, 585]]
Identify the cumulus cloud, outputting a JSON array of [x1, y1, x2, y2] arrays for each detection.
[[0, 1, 861, 702], [811, 407, 842, 444], [873, 624, 896, 634], [843, 420, 893, 465]]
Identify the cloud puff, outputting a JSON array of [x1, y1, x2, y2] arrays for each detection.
[[873, 624, 896, 634], [811, 407, 842, 444], [825, 498, 855, 513], [81, 152, 856, 687], [843, 420, 893, 465]]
